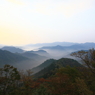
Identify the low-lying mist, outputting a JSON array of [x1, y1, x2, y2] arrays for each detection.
[[3, 58, 48, 71], [0, 47, 84, 71], [42, 49, 76, 59], [19, 49, 82, 70]]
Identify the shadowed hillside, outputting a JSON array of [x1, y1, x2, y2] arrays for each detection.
[[0, 49, 28, 66], [1, 46, 24, 53], [31, 59, 56, 74], [33, 58, 83, 78]]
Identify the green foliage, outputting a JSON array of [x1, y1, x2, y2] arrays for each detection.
[[1, 53, 95, 95], [57, 66, 81, 82], [0, 65, 20, 95], [34, 58, 82, 79], [71, 49, 95, 75], [75, 78, 93, 95], [32, 59, 56, 74], [32, 84, 51, 95], [71, 48, 95, 94]]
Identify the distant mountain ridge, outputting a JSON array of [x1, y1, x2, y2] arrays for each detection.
[[0, 49, 49, 70], [40, 43, 95, 51], [1, 46, 24, 53], [20, 42, 77, 50], [21, 51, 47, 60], [25, 42, 76, 47], [27, 50, 50, 57], [1, 42, 95, 51], [0, 49, 28, 66]]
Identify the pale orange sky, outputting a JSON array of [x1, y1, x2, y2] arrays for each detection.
[[0, 0, 95, 45]]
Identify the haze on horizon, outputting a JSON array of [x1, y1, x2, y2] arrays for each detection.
[[0, 0, 95, 46]]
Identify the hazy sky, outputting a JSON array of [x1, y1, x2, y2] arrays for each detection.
[[0, 0, 95, 45]]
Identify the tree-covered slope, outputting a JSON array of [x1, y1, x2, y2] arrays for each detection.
[[33, 58, 83, 78], [31, 59, 56, 74], [0, 49, 28, 66]]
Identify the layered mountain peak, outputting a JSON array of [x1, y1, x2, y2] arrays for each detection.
[[1, 46, 24, 53]]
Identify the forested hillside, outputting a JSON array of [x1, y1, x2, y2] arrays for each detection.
[[33, 58, 82, 78], [0, 49, 95, 95], [0, 49, 49, 70], [0, 49, 28, 66], [31, 59, 56, 74]]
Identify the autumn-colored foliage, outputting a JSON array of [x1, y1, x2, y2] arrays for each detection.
[[1, 49, 95, 95]]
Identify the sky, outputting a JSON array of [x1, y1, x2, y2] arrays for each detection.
[[0, 0, 95, 46]]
